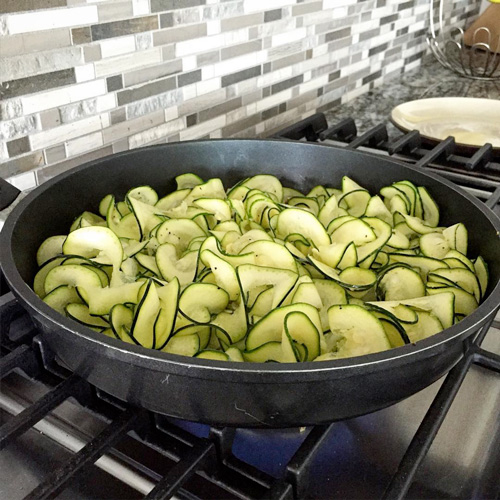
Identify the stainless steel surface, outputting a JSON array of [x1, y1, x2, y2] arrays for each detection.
[[1, 317, 499, 499], [427, 0, 500, 80]]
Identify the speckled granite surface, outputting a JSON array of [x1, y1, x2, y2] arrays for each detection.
[[324, 55, 500, 138]]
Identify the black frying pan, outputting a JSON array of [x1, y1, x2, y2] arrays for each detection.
[[1, 139, 499, 427]]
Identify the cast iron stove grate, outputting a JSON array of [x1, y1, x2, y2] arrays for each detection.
[[1, 113, 500, 499]]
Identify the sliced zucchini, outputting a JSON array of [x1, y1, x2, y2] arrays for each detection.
[[283, 311, 320, 361], [66, 303, 109, 330], [34, 256, 66, 298], [44, 264, 103, 296], [87, 281, 143, 315], [179, 283, 229, 324], [428, 268, 481, 302], [156, 243, 197, 286], [377, 266, 425, 301], [243, 341, 283, 363], [246, 303, 321, 350], [417, 186, 440, 226], [327, 305, 390, 358], [426, 285, 478, 316], [162, 333, 199, 357], [276, 208, 330, 248], [419, 232, 450, 260], [129, 280, 160, 349], [176, 173, 203, 190], [43, 285, 83, 315], [36, 235, 66, 266], [474, 256, 489, 298], [443, 223, 468, 255]]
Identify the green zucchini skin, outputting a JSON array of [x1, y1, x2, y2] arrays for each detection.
[[31, 172, 487, 363]]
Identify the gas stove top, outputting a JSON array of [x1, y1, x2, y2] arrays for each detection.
[[1, 112, 499, 500]]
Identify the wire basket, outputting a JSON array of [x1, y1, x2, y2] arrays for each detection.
[[427, 0, 500, 80]]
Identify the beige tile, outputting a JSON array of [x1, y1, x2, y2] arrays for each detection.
[[179, 115, 225, 141], [0, 29, 71, 58], [94, 47, 162, 77], [29, 114, 105, 150], [44, 144, 66, 164], [128, 117, 184, 149], [153, 23, 207, 46], [84, 45, 102, 63], [7, 5, 98, 34], [220, 12, 263, 31], [102, 110, 165, 144], [100, 35, 136, 58], [97, 1, 133, 22], [39, 109, 62, 130], [66, 131, 104, 156]]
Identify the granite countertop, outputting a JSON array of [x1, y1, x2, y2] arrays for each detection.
[[324, 55, 500, 138]]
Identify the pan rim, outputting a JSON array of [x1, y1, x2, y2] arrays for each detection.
[[1, 138, 499, 381]]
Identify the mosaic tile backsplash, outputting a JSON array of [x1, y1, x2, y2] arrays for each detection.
[[0, 0, 479, 190]]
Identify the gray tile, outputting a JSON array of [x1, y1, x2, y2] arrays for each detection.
[[325, 27, 352, 43], [271, 52, 305, 71], [362, 69, 382, 85], [221, 66, 261, 87], [380, 14, 398, 25], [241, 90, 262, 106], [369, 42, 389, 57], [221, 40, 262, 60], [197, 50, 220, 66], [91, 16, 158, 41], [0, 0, 65, 14], [7, 136, 31, 157], [123, 59, 182, 87], [151, 0, 206, 12], [162, 45, 176, 60], [39, 109, 61, 130], [36, 146, 113, 184], [107, 75, 123, 92], [264, 9, 282, 22], [1, 69, 76, 99], [110, 108, 127, 125], [0, 151, 44, 178], [71, 27, 91, 45], [359, 28, 380, 42], [271, 75, 304, 94], [198, 97, 242, 122], [84, 45, 102, 62], [160, 12, 174, 28], [186, 114, 198, 127], [177, 70, 201, 87], [117, 76, 176, 106], [153, 23, 207, 46], [44, 144, 66, 164], [261, 105, 279, 120]]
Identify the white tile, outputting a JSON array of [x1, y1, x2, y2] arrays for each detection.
[[183, 56, 197, 72], [244, 0, 290, 13], [65, 131, 103, 156], [21, 79, 106, 115], [100, 36, 136, 58], [74, 64, 95, 82], [132, 0, 150, 15], [201, 66, 215, 80], [212, 52, 260, 78], [299, 74, 328, 94], [207, 20, 221, 36], [7, 6, 98, 35], [165, 106, 179, 121], [271, 28, 307, 48], [196, 77, 221, 96], [179, 115, 226, 141], [94, 48, 162, 77], [182, 84, 197, 101], [96, 93, 117, 112], [176, 29, 248, 57], [323, 0, 356, 8], [7, 171, 37, 191], [29, 114, 106, 150]]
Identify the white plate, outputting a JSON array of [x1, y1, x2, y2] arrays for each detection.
[[391, 97, 500, 149]]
